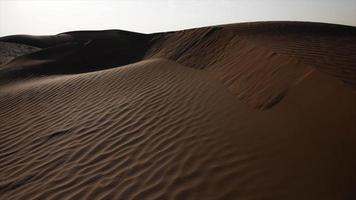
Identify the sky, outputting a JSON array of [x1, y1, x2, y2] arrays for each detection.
[[0, 0, 355, 36]]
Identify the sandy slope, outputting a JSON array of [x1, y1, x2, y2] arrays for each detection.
[[0, 22, 355, 200], [0, 42, 40, 67]]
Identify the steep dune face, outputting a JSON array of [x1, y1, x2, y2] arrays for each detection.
[[146, 28, 311, 109], [223, 22, 356, 87], [0, 22, 356, 200], [146, 22, 356, 107]]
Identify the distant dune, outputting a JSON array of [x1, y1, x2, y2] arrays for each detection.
[[0, 22, 355, 200]]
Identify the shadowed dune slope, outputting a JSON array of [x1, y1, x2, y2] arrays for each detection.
[[0, 30, 154, 84], [0, 34, 74, 48], [0, 22, 356, 200], [0, 42, 40, 66]]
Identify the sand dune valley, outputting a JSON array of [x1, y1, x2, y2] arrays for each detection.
[[0, 21, 356, 200]]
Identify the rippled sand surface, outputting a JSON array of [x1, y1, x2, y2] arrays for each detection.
[[1, 22, 355, 200]]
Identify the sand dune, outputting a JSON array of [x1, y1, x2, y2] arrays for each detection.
[[0, 22, 355, 199], [0, 42, 40, 67]]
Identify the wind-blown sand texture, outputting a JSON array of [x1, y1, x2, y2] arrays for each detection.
[[0, 22, 355, 200]]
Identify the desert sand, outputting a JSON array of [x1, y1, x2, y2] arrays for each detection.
[[0, 21, 355, 200]]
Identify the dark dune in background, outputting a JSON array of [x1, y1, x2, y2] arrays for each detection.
[[0, 42, 40, 66], [0, 21, 355, 200]]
